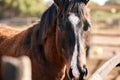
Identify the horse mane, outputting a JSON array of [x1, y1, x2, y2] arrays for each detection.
[[0, 3, 57, 57], [20, 4, 57, 46], [38, 4, 57, 44], [13, 4, 58, 60]]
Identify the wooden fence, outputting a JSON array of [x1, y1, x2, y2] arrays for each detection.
[[88, 53, 120, 80], [90, 29, 120, 59], [89, 5, 120, 11], [2, 56, 32, 80]]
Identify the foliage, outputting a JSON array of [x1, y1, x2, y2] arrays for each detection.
[[90, 11, 120, 21], [106, 0, 120, 4], [0, 0, 49, 17]]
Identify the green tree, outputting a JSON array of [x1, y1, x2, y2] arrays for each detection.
[[106, 0, 120, 4], [0, 0, 49, 17]]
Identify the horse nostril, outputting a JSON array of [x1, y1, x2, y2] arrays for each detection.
[[69, 67, 74, 79], [83, 65, 88, 76], [69, 65, 88, 80], [77, 65, 88, 80]]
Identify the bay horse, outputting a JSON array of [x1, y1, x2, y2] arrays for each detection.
[[0, 0, 90, 80]]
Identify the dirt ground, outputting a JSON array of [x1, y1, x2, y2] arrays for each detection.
[[86, 58, 120, 80]]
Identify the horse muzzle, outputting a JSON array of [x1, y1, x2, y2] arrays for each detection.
[[69, 65, 88, 80]]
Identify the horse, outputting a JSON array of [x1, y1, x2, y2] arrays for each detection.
[[0, 0, 90, 80]]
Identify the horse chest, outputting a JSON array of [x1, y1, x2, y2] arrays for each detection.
[[31, 57, 66, 80]]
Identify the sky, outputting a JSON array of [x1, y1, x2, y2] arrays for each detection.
[[44, 0, 108, 5], [92, 0, 108, 5]]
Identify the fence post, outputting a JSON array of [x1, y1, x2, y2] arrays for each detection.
[[2, 56, 32, 80]]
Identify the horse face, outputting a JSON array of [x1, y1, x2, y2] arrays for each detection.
[[55, 0, 90, 79], [68, 2, 90, 80]]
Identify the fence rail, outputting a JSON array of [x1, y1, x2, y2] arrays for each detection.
[[89, 5, 120, 11], [90, 30, 120, 59], [2, 56, 32, 80], [88, 53, 120, 80]]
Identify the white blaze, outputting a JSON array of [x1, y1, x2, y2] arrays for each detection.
[[69, 13, 81, 79], [68, 13, 80, 27], [71, 43, 80, 79]]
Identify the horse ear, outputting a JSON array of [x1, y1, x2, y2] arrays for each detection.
[[54, 0, 62, 7], [81, 0, 89, 5], [54, 0, 68, 8]]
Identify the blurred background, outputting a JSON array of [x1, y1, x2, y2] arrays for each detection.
[[0, 0, 120, 80]]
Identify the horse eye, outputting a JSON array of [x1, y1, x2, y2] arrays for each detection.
[[83, 20, 91, 31]]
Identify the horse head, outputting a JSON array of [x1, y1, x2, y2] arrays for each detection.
[[54, 0, 90, 80]]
